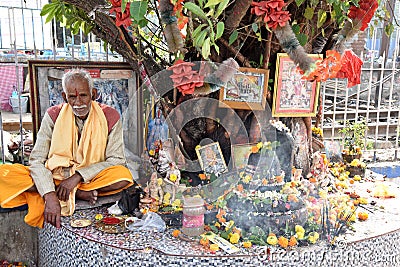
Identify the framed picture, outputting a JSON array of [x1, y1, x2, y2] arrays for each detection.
[[272, 53, 322, 117], [28, 60, 143, 156], [195, 142, 227, 176], [231, 143, 255, 169], [219, 67, 269, 110]]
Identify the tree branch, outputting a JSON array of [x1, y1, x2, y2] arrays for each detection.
[[217, 38, 251, 67], [225, 0, 253, 30]]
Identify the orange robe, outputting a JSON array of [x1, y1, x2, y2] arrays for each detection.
[[0, 164, 132, 228]]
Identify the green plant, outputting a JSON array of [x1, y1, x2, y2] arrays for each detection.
[[339, 120, 368, 154]]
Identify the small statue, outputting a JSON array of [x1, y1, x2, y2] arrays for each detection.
[[157, 144, 172, 176], [145, 171, 164, 205], [164, 162, 181, 203]]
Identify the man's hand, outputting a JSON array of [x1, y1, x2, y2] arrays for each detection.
[[44, 192, 61, 229], [56, 173, 82, 202]]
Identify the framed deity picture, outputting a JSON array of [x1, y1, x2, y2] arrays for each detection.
[[28, 60, 143, 155], [219, 67, 269, 110], [196, 142, 227, 176], [231, 143, 255, 169], [272, 53, 322, 117]]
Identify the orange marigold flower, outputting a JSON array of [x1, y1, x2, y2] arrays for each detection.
[[237, 184, 244, 192], [206, 203, 214, 210], [243, 241, 252, 248], [262, 178, 268, 186], [251, 146, 259, 153], [200, 237, 209, 247], [199, 173, 207, 180], [275, 176, 283, 183], [288, 236, 297, 247], [358, 211, 369, 221], [309, 177, 317, 183], [278, 236, 289, 249], [172, 229, 181, 237]]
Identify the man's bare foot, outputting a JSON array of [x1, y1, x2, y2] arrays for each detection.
[[76, 190, 98, 205]]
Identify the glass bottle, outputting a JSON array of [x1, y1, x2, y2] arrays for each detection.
[[181, 196, 205, 236]]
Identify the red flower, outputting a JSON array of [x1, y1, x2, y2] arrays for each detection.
[[110, 0, 122, 7], [168, 60, 204, 95], [265, 10, 291, 29], [110, 2, 132, 27], [251, 0, 291, 29], [348, 0, 378, 31], [336, 50, 363, 88]]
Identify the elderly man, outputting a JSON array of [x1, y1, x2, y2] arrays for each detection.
[[0, 69, 134, 228]]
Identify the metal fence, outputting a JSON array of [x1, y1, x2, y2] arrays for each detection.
[[321, 28, 400, 162], [0, 2, 123, 62]]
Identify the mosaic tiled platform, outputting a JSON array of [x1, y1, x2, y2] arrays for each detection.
[[39, 181, 400, 267]]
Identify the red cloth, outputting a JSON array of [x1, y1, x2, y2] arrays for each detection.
[[0, 64, 24, 111], [336, 50, 363, 88]]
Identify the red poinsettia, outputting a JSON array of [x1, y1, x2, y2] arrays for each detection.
[[251, 0, 291, 29], [168, 60, 204, 95], [110, 1, 132, 27], [336, 50, 363, 88], [348, 0, 378, 31]]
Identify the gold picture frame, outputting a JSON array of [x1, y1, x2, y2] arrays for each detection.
[[272, 53, 322, 117], [28, 60, 143, 155], [219, 67, 269, 110]]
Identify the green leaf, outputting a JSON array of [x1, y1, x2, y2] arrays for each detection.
[[256, 31, 262, 42], [213, 43, 220, 54], [251, 23, 259, 33], [202, 37, 211, 59], [121, 0, 128, 13], [192, 24, 207, 38], [215, 22, 224, 39], [220, 231, 229, 240], [304, 7, 314, 20], [40, 2, 57, 16], [184, 2, 208, 20], [45, 8, 57, 24], [204, 0, 222, 9], [210, 225, 218, 232], [130, 1, 148, 22], [296, 32, 308, 45], [292, 24, 300, 34], [295, 0, 306, 6], [137, 19, 148, 28], [385, 24, 394, 36], [194, 28, 208, 47], [317, 10, 327, 28], [228, 30, 238, 45], [215, 0, 229, 18]]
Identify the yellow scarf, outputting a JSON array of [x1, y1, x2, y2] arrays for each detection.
[[45, 102, 108, 215]]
